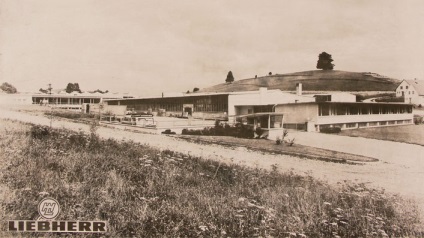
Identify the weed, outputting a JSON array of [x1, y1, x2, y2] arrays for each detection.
[[0, 122, 422, 237]]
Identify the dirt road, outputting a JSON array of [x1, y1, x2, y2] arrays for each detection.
[[1, 107, 424, 217]]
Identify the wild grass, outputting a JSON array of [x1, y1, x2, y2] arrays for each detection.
[[0, 121, 422, 237]]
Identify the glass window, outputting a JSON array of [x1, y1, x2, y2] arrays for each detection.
[[319, 104, 330, 116], [346, 123, 357, 128], [336, 105, 346, 115], [369, 122, 378, 126]]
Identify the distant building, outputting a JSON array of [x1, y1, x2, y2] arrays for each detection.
[[32, 91, 133, 110], [396, 79, 424, 105]]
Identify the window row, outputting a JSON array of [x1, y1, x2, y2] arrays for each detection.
[[318, 104, 412, 116]]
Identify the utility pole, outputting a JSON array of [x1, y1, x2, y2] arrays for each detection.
[[48, 83, 52, 95], [48, 83, 53, 127]]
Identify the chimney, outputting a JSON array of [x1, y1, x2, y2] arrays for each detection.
[[296, 83, 302, 96]]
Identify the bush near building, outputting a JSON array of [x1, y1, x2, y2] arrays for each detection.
[[182, 121, 254, 138], [414, 115, 423, 125], [320, 127, 342, 134]]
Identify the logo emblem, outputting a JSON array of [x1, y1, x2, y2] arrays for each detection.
[[38, 198, 60, 220]]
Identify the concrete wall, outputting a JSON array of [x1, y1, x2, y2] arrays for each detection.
[[228, 88, 315, 121], [330, 93, 357, 102], [236, 106, 254, 116], [275, 104, 318, 124], [0, 94, 32, 105]]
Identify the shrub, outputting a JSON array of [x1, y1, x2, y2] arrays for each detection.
[[414, 116, 423, 125], [320, 127, 341, 134], [182, 122, 254, 138], [29, 125, 51, 139], [276, 136, 282, 145]]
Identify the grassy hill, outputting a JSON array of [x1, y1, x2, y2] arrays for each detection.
[[201, 70, 400, 93]]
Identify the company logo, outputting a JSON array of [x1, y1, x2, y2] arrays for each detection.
[[38, 198, 60, 220], [8, 198, 107, 233]]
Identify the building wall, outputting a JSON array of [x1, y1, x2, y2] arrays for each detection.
[[330, 93, 357, 102], [228, 88, 315, 121], [274, 104, 318, 124], [0, 94, 32, 105]]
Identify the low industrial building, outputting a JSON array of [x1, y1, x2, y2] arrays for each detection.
[[105, 87, 315, 120], [32, 91, 133, 110], [104, 85, 414, 137], [275, 101, 413, 133]]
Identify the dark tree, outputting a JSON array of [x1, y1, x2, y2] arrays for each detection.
[[0, 82, 17, 94], [225, 71, 234, 83], [316, 52, 335, 70], [39, 88, 49, 94], [65, 83, 82, 93], [193, 87, 199, 92]]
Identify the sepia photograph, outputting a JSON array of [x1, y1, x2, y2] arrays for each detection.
[[1, 0, 424, 237]]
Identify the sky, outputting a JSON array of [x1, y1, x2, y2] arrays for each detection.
[[1, 0, 424, 96]]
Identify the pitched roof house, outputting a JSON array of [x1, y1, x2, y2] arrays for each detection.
[[396, 79, 424, 105]]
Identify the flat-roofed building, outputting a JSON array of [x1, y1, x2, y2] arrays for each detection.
[[32, 91, 133, 110], [104, 88, 413, 136], [275, 101, 413, 133]]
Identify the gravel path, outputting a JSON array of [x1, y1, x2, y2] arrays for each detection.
[[1, 107, 424, 217]]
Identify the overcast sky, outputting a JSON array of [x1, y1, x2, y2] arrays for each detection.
[[1, 0, 423, 96]]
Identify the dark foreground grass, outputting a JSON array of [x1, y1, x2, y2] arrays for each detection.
[[0, 122, 422, 237]]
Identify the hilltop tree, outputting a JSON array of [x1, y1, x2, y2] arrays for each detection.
[[193, 87, 199, 92], [65, 83, 82, 93], [316, 52, 335, 70], [0, 82, 17, 94], [225, 71, 234, 83]]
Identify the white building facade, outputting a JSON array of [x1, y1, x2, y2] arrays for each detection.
[[396, 80, 424, 105]]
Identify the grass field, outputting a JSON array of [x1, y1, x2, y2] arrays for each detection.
[[339, 124, 424, 146], [0, 120, 422, 237]]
